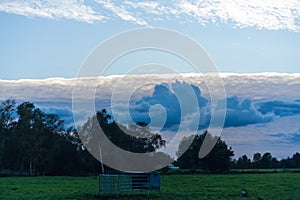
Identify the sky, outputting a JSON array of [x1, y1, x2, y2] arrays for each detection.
[[0, 0, 300, 79], [0, 0, 300, 159]]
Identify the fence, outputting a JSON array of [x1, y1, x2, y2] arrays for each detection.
[[98, 173, 161, 196]]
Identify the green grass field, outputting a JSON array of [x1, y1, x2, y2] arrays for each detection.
[[1, 173, 299, 200]]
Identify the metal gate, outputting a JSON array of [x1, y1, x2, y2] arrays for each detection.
[[98, 173, 161, 196]]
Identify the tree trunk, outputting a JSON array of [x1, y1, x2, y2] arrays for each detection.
[[29, 155, 33, 176]]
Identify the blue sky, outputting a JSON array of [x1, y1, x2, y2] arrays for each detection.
[[0, 0, 299, 79], [0, 0, 300, 159]]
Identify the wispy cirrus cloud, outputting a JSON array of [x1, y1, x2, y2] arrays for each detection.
[[96, 0, 148, 26], [175, 0, 300, 32], [0, 0, 299, 31], [0, 0, 105, 23]]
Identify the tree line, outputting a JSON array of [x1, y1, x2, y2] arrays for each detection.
[[231, 152, 300, 169], [0, 99, 101, 176], [174, 133, 300, 172], [0, 99, 166, 176], [0, 99, 299, 176]]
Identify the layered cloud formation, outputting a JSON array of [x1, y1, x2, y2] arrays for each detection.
[[1, 73, 299, 129], [0, 0, 299, 32]]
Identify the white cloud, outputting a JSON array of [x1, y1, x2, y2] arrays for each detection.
[[0, 0, 104, 23], [1, 73, 299, 128], [1, 72, 300, 103], [96, 0, 148, 26], [0, 0, 299, 31], [176, 0, 300, 31]]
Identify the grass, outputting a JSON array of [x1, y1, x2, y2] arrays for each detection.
[[230, 168, 300, 173], [0, 176, 97, 200], [1, 173, 300, 199]]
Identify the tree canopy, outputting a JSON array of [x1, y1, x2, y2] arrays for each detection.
[[176, 131, 234, 172]]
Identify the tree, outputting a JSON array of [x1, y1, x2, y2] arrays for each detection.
[[0, 99, 103, 175], [176, 131, 234, 172], [236, 155, 252, 169], [253, 152, 262, 168], [260, 152, 272, 169], [176, 134, 202, 169], [271, 157, 280, 168], [292, 152, 300, 168], [281, 152, 300, 169], [79, 109, 167, 172], [0, 98, 16, 129], [0, 99, 16, 171], [16, 102, 42, 175], [14, 102, 66, 175], [81, 109, 166, 153], [47, 134, 78, 175]]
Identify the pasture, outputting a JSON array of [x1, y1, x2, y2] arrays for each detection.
[[0, 173, 299, 199]]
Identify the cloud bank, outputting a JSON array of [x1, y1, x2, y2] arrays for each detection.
[[0, 0, 299, 32], [1, 73, 299, 129], [1, 73, 299, 102]]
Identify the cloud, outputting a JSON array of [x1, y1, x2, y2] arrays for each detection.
[[0, 0, 104, 23], [175, 0, 300, 32], [128, 81, 209, 131], [220, 73, 300, 101], [257, 100, 300, 117], [0, 0, 299, 31], [38, 106, 74, 127], [0, 73, 299, 130], [215, 96, 275, 127], [124, 81, 276, 130], [270, 129, 300, 144], [96, 0, 148, 26], [222, 115, 300, 158]]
